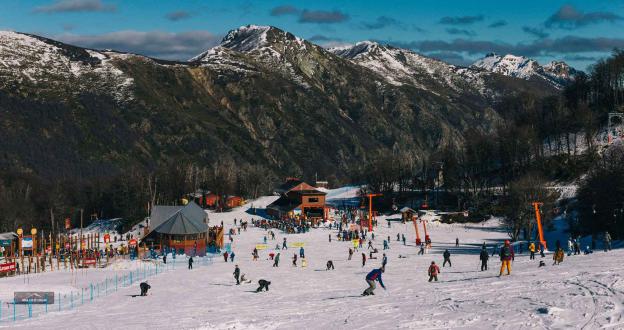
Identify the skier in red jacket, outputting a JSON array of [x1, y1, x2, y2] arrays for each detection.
[[428, 261, 440, 282]]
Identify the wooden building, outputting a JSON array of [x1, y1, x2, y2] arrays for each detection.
[[267, 179, 328, 223], [143, 201, 209, 256]]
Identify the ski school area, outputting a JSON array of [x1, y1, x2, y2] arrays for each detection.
[[0, 189, 623, 329]]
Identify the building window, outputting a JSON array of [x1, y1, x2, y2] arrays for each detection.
[[308, 197, 319, 203]]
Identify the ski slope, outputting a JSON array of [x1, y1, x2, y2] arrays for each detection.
[[2, 196, 623, 329]]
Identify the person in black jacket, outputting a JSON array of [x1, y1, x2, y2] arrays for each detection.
[[479, 246, 489, 271], [443, 249, 451, 267], [256, 279, 271, 292], [233, 265, 241, 285], [140, 282, 151, 296], [188, 256, 193, 270]]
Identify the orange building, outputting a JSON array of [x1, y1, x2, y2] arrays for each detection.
[[267, 179, 328, 223]]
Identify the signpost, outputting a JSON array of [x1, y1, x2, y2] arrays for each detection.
[[0, 262, 16, 273], [14, 292, 54, 304]]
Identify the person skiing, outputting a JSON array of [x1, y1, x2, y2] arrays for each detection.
[[442, 249, 451, 267], [348, 248, 354, 260], [283, 238, 288, 250], [273, 252, 280, 267], [552, 247, 564, 265], [368, 240, 373, 249], [479, 246, 489, 271], [230, 251, 235, 262], [234, 265, 241, 285], [428, 261, 440, 282], [383, 240, 389, 250], [604, 231, 612, 251], [299, 247, 305, 258], [362, 253, 367, 267], [326, 260, 334, 270], [188, 256, 193, 270], [402, 234, 406, 246], [455, 238, 459, 247], [382, 253, 388, 268], [363, 267, 386, 296], [139, 281, 151, 296], [499, 240, 514, 276], [256, 279, 271, 292], [529, 242, 536, 260]]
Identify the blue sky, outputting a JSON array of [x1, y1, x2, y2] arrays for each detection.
[[1, 0, 623, 70]]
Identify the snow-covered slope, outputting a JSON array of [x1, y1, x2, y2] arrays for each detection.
[[3, 197, 623, 329], [472, 53, 576, 89], [329, 41, 486, 95], [0, 31, 134, 101]]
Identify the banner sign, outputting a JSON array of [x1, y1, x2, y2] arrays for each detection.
[[14, 292, 54, 304], [0, 239, 11, 247], [291, 242, 305, 247], [83, 258, 96, 266], [0, 262, 16, 273], [255, 244, 268, 250], [22, 237, 33, 249]]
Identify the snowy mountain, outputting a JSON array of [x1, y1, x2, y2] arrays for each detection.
[[471, 53, 577, 89], [0, 31, 134, 102], [0, 25, 560, 186], [329, 41, 486, 96]]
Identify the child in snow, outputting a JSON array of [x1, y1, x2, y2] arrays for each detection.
[[499, 240, 514, 276], [428, 261, 440, 282]]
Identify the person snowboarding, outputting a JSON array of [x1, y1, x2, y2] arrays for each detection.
[[480, 246, 489, 271], [326, 260, 334, 270], [428, 261, 440, 282], [363, 267, 386, 296], [139, 281, 151, 296], [418, 243, 425, 255], [529, 242, 536, 260], [382, 253, 388, 268], [604, 231, 612, 251], [234, 265, 241, 285], [442, 249, 451, 267], [499, 240, 514, 276], [273, 252, 280, 267], [188, 256, 193, 270], [256, 279, 271, 292], [362, 253, 367, 267]]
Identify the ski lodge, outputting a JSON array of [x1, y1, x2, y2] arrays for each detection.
[[267, 178, 328, 223]]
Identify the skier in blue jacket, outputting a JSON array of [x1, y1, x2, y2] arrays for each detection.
[[363, 267, 386, 296]]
